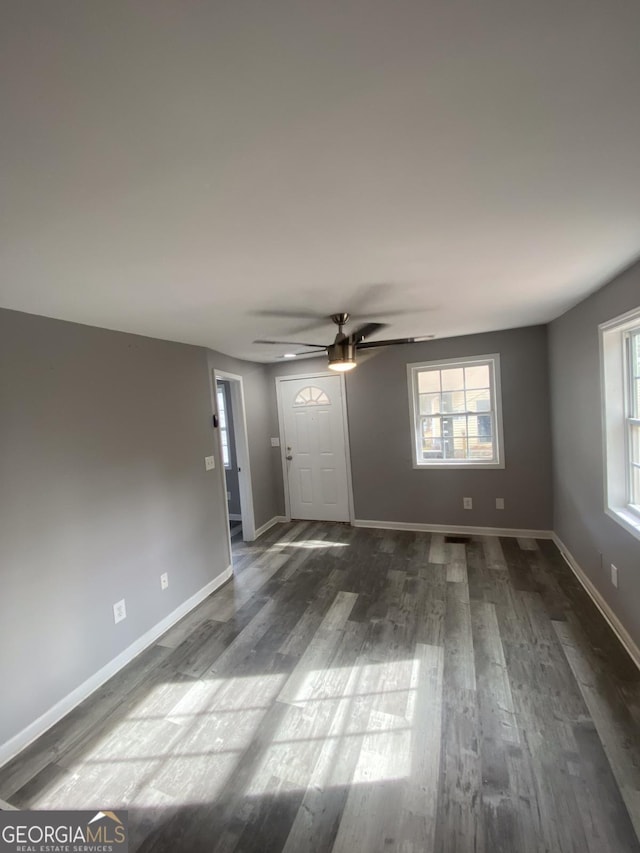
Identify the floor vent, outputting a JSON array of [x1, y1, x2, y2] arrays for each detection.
[[444, 535, 471, 544]]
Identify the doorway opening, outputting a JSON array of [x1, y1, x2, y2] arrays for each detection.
[[213, 370, 256, 555]]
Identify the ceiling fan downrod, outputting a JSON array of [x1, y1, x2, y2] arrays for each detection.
[[330, 312, 350, 339]]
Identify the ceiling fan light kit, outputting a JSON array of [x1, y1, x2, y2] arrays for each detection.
[[327, 339, 357, 371]]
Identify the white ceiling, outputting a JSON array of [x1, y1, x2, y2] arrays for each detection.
[[1, 1, 639, 361]]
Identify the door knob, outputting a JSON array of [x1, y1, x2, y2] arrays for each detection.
[[286, 454, 293, 461]]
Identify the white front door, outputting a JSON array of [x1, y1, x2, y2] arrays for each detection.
[[278, 374, 351, 522]]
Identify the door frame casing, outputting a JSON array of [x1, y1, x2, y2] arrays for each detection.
[[275, 371, 355, 523], [213, 369, 257, 542]]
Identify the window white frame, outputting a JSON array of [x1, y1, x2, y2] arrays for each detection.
[[216, 383, 232, 470], [627, 330, 640, 513], [600, 306, 640, 541], [407, 353, 505, 469]]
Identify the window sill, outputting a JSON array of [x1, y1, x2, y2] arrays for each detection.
[[413, 461, 505, 470], [606, 506, 640, 543]]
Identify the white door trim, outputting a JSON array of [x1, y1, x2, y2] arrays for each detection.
[[275, 371, 354, 523], [213, 370, 257, 542]]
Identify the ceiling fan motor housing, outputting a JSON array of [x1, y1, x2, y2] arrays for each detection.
[[328, 338, 356, 370]]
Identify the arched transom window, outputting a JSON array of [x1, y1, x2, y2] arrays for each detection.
[[294, 386, 330, 406]]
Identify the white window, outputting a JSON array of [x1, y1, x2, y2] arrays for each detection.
[[294, 386, 330, 406], [407, 354, 504, 469], [216, 385, 231, 469], [600, 307, 640, 539]]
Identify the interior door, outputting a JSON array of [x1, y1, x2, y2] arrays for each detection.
[[278, 375, 351, 522]]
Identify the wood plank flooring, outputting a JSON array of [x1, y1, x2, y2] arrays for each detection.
[[1, 522, 639, 852]]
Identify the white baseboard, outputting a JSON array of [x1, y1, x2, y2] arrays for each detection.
[[0, 565, 233, 769], [552, 534, 640, 672], [252, 516, 288, 540], [352, 519, 553, 539], [0, 798, 17, 810]]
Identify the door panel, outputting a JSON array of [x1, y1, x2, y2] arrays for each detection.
[[317, 410, 332, 452], [299, 467, 313, 505], [294, 410, 310, 451], [279, 375, 350, 522], [321, 467, 338, 504]]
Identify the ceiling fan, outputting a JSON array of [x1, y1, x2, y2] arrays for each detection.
[[254, 313, 434, 372]]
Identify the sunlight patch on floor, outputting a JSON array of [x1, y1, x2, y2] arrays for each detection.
[[64, 657, 418, 808], [248, 656, 420, 796], [39, 673, 287, 810], [276, 539, 349, 550], [26, 650, 438, 813]]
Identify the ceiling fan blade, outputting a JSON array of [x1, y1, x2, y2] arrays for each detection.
[[348, 322, 388, 343], [252, 309, 326, 321], [253, 339, 327, 349], [352, 309, 414, 319], [252, 309, 334, 335], [356, 335, 433, 349]]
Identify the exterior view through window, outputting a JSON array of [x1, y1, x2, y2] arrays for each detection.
[[408, 355, 503, 468], [216, 385, 231, 469]]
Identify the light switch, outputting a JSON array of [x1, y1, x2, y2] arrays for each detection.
[[271, 437, 280, 447], [205, 455, 215, 471], [113, 599, 126, 624]]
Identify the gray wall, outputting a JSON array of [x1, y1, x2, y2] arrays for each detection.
[[206, 350, 281, 531], [269, 325, 553, 530], [549, 258, 640, 651], [0, 308, 230, 749]]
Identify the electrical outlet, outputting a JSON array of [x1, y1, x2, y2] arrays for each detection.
[[113, 599, 127, 624], [271, 437, 280, 447], [160, 572, 169, 591], [496, 497, 505, 510], [205, 455, 215, 471], [611, 564, 619, 588], [463, 497, 473, 510]]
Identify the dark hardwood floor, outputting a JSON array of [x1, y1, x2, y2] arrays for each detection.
[[1, 522, 639, 852]]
